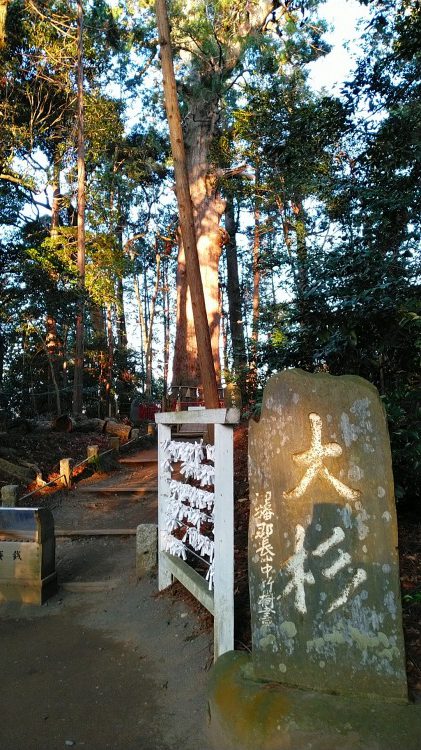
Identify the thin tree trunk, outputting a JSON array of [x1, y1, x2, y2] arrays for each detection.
[[155, 0, 219, 410], [133, 272, 146, 388], [249, 173, 261, 399], [72, 0, 86, 417], [292, 198, 311, 367], [0, 331, 4, 385], [45, 316, 62, 415], [220, 285, 228, 377], [105, 304, 114, 417], [145, 250, 161, 396], [47, 147, 63, 415], [224, 196, 247, 391], [116, 276, 127, 350], [51, 147, 61, 237], [162, 257, 170, 406]]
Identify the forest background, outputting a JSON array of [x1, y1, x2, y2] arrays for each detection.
[[0, 0, 419, 508]]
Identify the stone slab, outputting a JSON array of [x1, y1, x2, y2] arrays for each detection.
[[248, 370, 407, 701], [208, 652, 421, 750], [136, 523, 157, 578]]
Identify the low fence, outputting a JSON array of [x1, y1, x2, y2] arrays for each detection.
[[0, 431, 143, 507], [155, 407, 240, 659]]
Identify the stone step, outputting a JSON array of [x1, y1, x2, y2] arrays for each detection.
[[80, 485, 157, 494], [56, 528, 137, 537], [119, 456, 158, 465]]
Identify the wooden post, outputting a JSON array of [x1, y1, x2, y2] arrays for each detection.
[[109, 436, 120, 453], [1, 485, 19, 507], [157, 422, 172, 590], [214, 423, 235, 658], [60, 458, 73, 488], [87, 445, 99, 463], [155, 0, 220, 410]]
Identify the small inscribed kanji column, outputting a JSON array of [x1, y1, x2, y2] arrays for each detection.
[[248, 369, 407, 701]]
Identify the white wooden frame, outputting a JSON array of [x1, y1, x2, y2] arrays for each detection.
[[155, 407, 239, 659]]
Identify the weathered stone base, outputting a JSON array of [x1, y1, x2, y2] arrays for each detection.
[[208, 652, 421, 750], [136, 524, 157, 578], [0, 571, 57, 605]]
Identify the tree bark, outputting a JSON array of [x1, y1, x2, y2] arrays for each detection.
[[106, 304, 114, 416], [172, 234, 200, 387], [0, 0, 8, 48], [162, 257, 170, 404], [47, 146, 63, 415], [155, 0, 220, 409], [249, 172, 261, 399], [116, 276, 128, 351], [145, 249, 161, 396], [224, 197, 247, 390], [72, 0, 86, 417]]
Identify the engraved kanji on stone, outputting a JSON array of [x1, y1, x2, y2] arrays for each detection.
[[255, 522, 274, 540], [280, 524, 367, 615], [281, 525, 315, 614], [255, 491, 275, 521], [283, 413, 360, 501], [256, 537, 275, 563], [258, 579, 275, 624]]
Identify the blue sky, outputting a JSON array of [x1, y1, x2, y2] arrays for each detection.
[[308, 0, 369, 92]]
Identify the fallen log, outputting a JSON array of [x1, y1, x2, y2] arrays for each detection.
[[72, 418, 105, 433], [52, 414, 75, 432], [103, 419, 132, 442], [7, 418, 33, 434], [0, 457, 36, 484], [52, 415, 104, 432]]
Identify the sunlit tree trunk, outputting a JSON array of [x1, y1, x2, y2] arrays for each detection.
[[157, 1, 277, 400], [155, 0, 220, 409], [172, 234, 199, 387], [0, 0, 9, 48]]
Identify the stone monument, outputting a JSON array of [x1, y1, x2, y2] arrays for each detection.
[[249, 369, 407, 701], [208, 370, 421, 750]]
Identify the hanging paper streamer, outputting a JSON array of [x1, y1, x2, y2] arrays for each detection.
[[161, 440, 215, 485], [163, 533, 187, 560], [169, 480, 214, 511], [166, 499, 214, 532], [205, 562, 215, 590], [162, 438, 216, 589], [181, 527, 215, 561]]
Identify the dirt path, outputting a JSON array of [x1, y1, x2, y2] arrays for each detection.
[[0, 449, 214, 750]]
